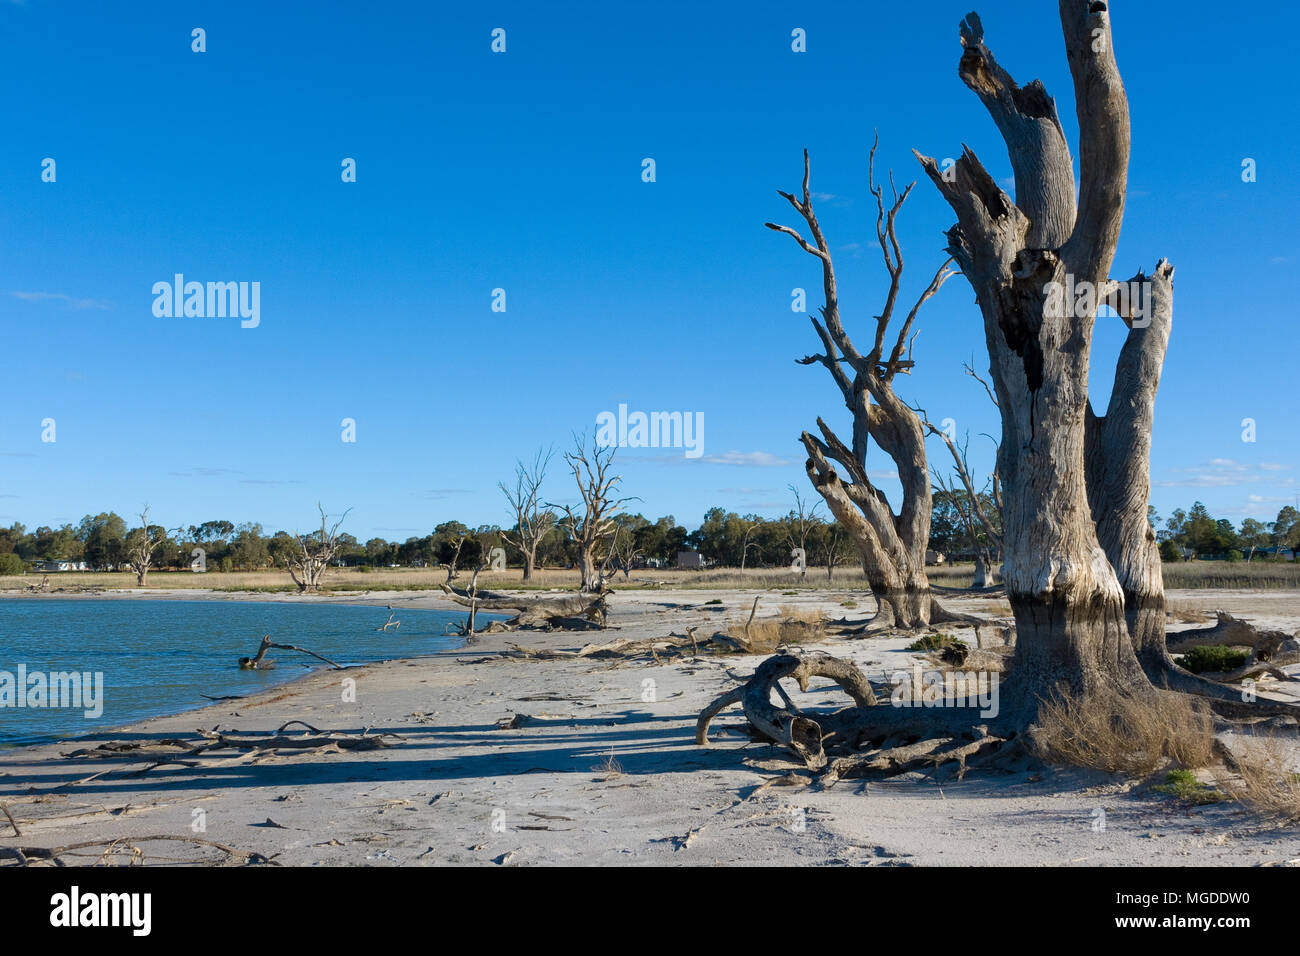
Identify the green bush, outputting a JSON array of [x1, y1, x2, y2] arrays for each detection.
[[1158, 540, 1182, 563], [1178, 645, 1249, 674], [907, 632, 965, 652], [1154, 769, 1227, 805], [0, 553, 27, 575]]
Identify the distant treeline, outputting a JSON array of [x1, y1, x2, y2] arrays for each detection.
[[0, 498, 1293, 576]]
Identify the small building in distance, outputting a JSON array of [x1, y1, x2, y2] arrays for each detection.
[[677, 550, 704, 569], [32, 559, 89, 572]]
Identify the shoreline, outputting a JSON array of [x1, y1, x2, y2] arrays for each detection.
[[0, 590, 482, 750], [1, 586, 1298, 865]]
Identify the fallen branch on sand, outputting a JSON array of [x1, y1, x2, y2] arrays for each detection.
[[439, 583, 608, 630], [1168, 611, 1300, 684], [238, 634, 345, 670], [56, 722, 394, 785], [0, 834, 276, 867], [697, 649, 1014, 781], [496, 623, 797, 664]]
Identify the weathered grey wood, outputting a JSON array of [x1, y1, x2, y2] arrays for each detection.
[[768, 141, 957, 627], [913, 3, 1164, 706]]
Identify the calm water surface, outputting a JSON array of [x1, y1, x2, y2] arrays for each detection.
[[0, 599, 486, 745]]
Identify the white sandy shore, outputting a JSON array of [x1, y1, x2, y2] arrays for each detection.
[[2, 586, 1299, 866]]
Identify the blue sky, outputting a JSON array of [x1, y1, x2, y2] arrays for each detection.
[[1, 0, 1296, 539]]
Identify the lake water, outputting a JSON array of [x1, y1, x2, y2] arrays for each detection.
[[0, 599, 488, 746]]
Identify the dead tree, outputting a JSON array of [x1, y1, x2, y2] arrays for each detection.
[[499, 447, 555, 582], [739, 517, 761, 571], [783, 484, 823, 579], [912, 5, 1286, 713], [919, 412, 1003, 587], [604, 523, 644, 581], [285, 504, 350, 592], [698, 4, 1295, 774], [550, 433, 636, 593], [438, 529, 469, 583], [768, 140, 956, 626], [823, 523, 849, 583], [125, 506, 167, 587]]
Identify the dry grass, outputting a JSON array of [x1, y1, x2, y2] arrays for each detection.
[[1218, 736, 1300, 824], [0, 563, 994, 594], [6, 559, 1295, 595], [1032, 687, 1216, 775], [1165, 600, 1211, 624], [723, 605, 826, 654], [591, 752, 624, 779], [1162, 560, 1300, 590]]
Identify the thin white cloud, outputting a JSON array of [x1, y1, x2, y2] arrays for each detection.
[[419, 488, 472, 499], [169, 467, 241, 478], [698, 451, 794, 467], [1155, 459, 1295, 489], [12, 291, 112, 311]]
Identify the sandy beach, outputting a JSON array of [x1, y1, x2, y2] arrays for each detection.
[[0, 586, 1297, 866]]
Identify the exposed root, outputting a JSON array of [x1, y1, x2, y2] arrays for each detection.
[[695, 649, 1007, 774], [1168, 611, 1298, 654], [927, 598, 988, 626], [819, 726, 1006, 788], [696, 650, 877, 763], [1165, 611, 1300, 689], [696, 687, 746, 745], [1145, 652, 1300, 719]]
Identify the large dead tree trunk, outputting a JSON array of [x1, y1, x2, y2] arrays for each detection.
[[768, 140, 957, 628], [915, 4, 1179, 709]]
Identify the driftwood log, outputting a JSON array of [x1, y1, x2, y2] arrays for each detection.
[[1168, 611, 1300, 683], [440, 584, 608, 629], [697, 650, 1019, 781], [696, 651, 877, 769], [238, 634, 345, 670]]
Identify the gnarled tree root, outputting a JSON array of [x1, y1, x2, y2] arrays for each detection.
[[819, 725, 1006, 788], [696, 650, 1010, 776], [697, 651, 876, 767]]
